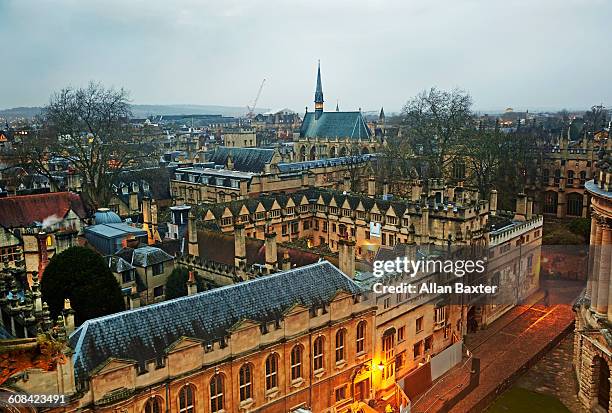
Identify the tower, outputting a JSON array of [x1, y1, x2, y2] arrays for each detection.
[[314, 61, 324, 119]]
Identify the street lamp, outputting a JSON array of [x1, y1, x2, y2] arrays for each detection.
[[377, 361, 384, 372]]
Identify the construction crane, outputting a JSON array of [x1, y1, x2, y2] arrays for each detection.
[[246, 78, 266, 119]]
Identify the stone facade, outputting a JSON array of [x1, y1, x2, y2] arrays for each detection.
[[574, 144, 612, 412]]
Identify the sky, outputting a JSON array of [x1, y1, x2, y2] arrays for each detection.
[[1, 0, 611, 113]]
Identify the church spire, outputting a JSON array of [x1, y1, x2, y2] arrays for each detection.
[[314, 60, 324, 119]]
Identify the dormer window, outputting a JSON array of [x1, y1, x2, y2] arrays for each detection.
[[286, 207, 295, 215]]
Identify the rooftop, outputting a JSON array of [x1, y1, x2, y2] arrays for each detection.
[[68, 261, 362, 381]]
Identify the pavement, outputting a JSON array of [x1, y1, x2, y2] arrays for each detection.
[[410, 278, 584, 413]]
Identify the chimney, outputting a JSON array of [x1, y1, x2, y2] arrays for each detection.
[[368, 176, 376, 197], [151, 200, 158, 240], [383, 180, 389, 196], [142, 196, 151, 226], [129, 285, 140, 309], [489, 189, 498, 216], [281, 250, 291, 271], [343, 174, 351, 192], [129, 187, 139, 213], [513, 193, 527, 222], [338, 238, 356, 278], [421, 205, 430, 243], [265, 231, 278, 272], [234, 223, 247, 270], [36, 232, 49, 279], [411, 181, 422, 202], [187, 271, 198, 296], [63, 298, 75, 334], [526, 198, 533, 220], [188, 211, 199, 256]]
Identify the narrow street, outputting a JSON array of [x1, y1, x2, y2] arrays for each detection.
[[411, 279, 584, 413]]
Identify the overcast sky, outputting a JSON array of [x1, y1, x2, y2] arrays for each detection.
[[1, 0, 611, 113]]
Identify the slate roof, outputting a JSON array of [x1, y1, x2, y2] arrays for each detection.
[[0, 192, 88, 228], [300, 111, 372, 140], [208, 147, 275, 173], [115, 246, 174, 267], [68, 261, 362, 381], [106, 256, 135, 273]]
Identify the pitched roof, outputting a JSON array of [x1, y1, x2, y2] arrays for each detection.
[[208, 147, 275, 173], [0, 192, 87, 228], [115, 246, 174, 267], [300, 111, 372, 140], [68, 261, 362, 381]]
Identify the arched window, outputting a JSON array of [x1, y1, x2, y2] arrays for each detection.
[[356, 321, 366, 354], [567, 193, 583, 217], [265, 354, 278, 390], [239, 364, 252, 402], [210, 375, 224, 413], [544, 191, 558, 214], [291, 345, 302, 380], [144, 397, 162, 413], [313, 336, 324, 371], [178, 385, 195, 413], [335, 329, 346, 362]]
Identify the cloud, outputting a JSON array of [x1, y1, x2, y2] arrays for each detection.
[[0, 0, 610, 112]]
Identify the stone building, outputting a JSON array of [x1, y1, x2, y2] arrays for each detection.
[[294, 63, 382, 161], [222, 126, 257, 148], [0, 192, 88, 278], [195, 181, 490, 261], [6, 261, 379, 413], [170, 147, 372, 204], [531, 120, 602, 218], [574, 144, 612, 411]]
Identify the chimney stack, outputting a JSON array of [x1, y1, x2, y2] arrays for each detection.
[[234, 223, 247, 270], [489, 189, 498, 216], [63, 298, 75, 334], [343, 174, 351, 192], [338, 238, 356, 278], [411, 181, 422, 202], [383, 180, 389, 196], [368, 176, 376, 197], [36, 232, 49, 279], [513, 193, 527, 222], [129, 187, 139, 213], [526, 198, 533, 220], [265, 231, 278, 272], [187, 271, 198, 296], [129, 285, 141, 309], [421, 204, 430, 243], [188, 210, 198, 256], [281, 250, 291, 271]]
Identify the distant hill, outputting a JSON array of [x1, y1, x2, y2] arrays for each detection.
[[0, 104, 270, 120]]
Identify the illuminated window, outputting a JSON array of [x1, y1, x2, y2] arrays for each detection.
[[46, 235, 53, 247]]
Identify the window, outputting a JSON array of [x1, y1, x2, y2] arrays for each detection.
[[270, 209, 281, 218], [210, 375, 224, 412], [424, 336, 433, 353], [567, 170, 575, 186], [144, 397, 162, 413], [332, 223, 337, 233], [291, 345, 302, 380], [356, 321, 366, 354], [416, 316, 423, 333], [313, 336, 324, 371], [371, 213, 382, 222], [121, 270, 134, 284], [265, 354, 278, 390], [365, 231, 370, 240], [435, 306, 447, 324], [178, 385, 195, 413], [382, 334, 395, 380], [239, 364, 252, 402], [291, 221, 299, 234], [323, 221, 328, 232], [329, 206, 339, 215], [342, 208, 351, 217], [383, 297, 390, 309], [398, 326, 405, 342], [286, 207, 295, 215], [335, 386, 347, 402], [387, 216, 397, 225], [256, 212, 265, 220], [152, 262, 164, 275], [314, 220, 320, 230], [335, 329, 346, 362], [357, 211, 366, 220], [221, 217, 232, 226], [413, 341, 422, 359], [153, 286, 164, 298], [282, 224, 288, 236]]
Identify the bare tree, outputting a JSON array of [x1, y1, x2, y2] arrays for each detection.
[[15, 82, 145, 209], [400, 88, 473, 178]]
